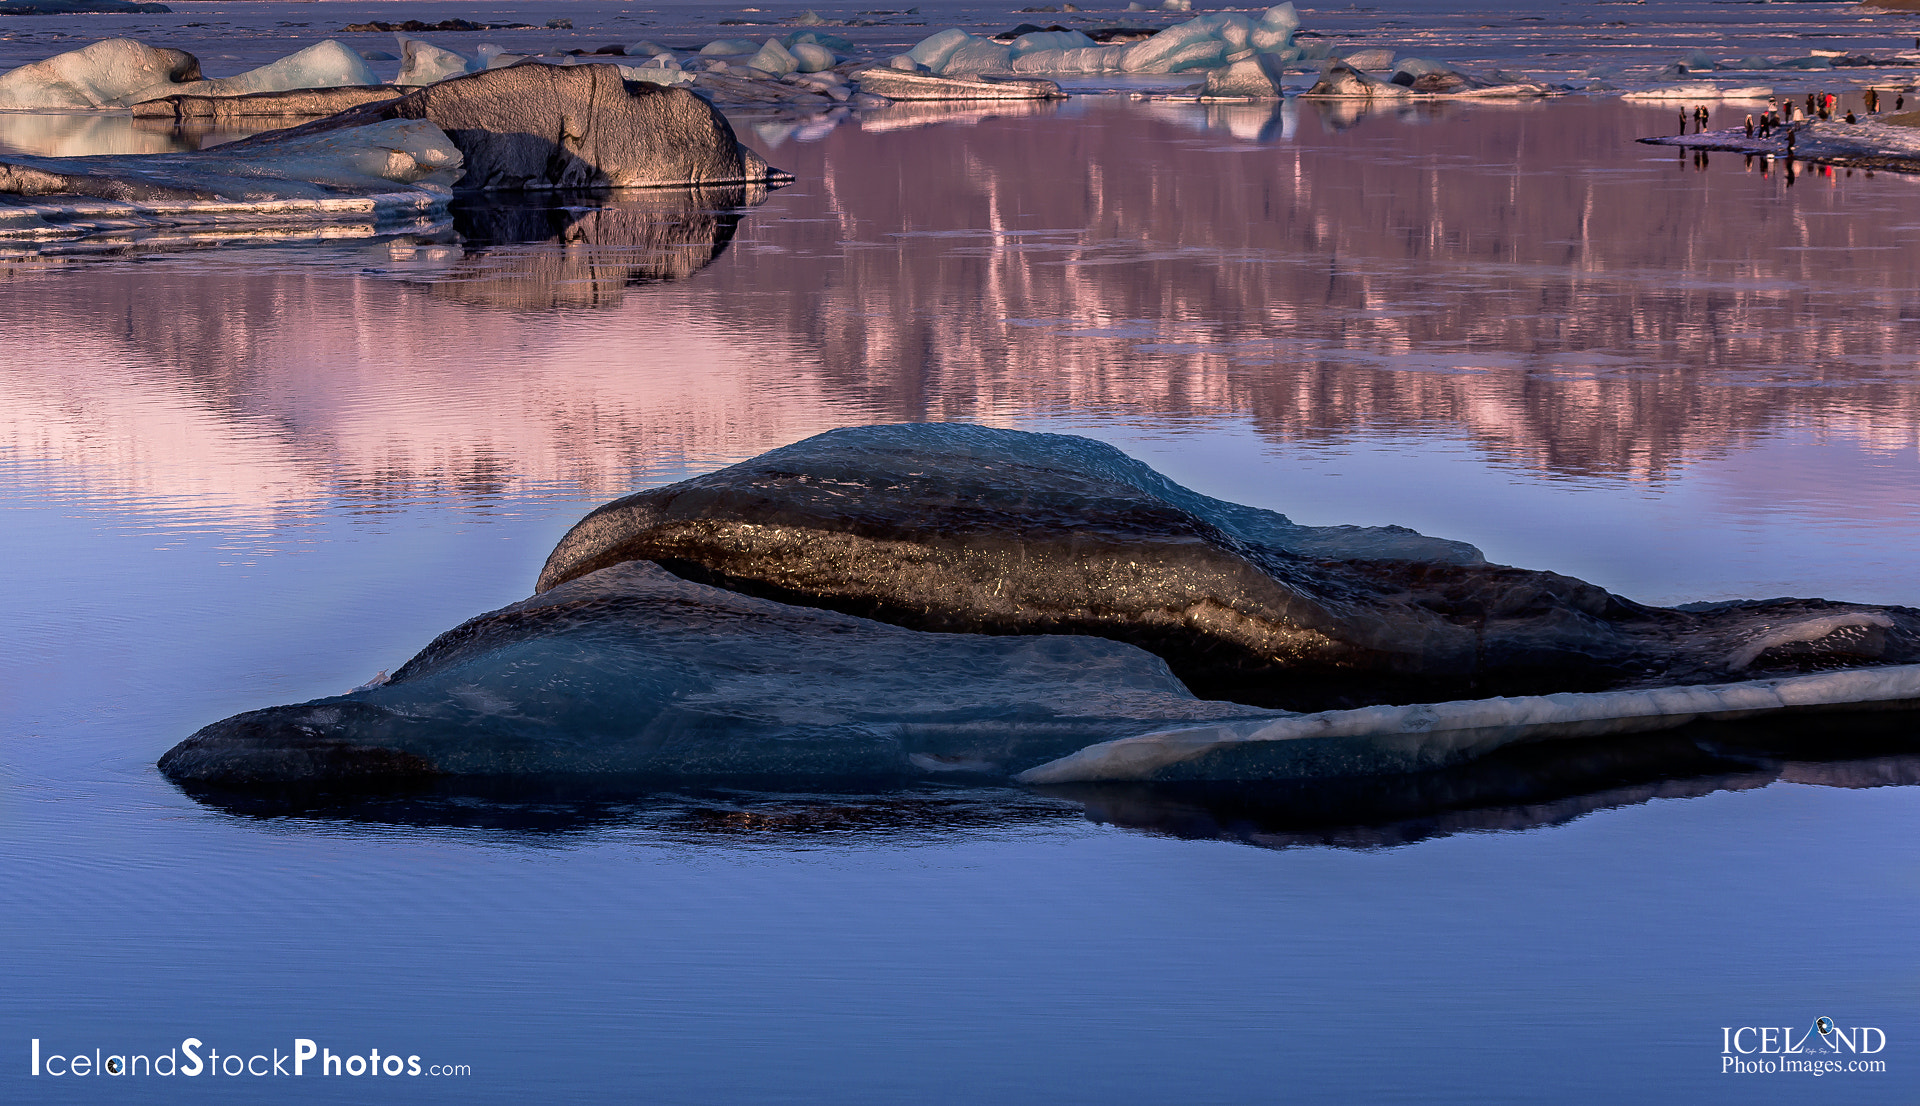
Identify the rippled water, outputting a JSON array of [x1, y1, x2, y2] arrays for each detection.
[[4, 18, 1919, 1104]]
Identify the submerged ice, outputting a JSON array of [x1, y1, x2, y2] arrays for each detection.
[[162, 425, 1920, 788]]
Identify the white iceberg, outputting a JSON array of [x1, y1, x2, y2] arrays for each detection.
[[906, 9, 1310, 79], [789, 42, 837, 74], [0, 38, 200, 110], [394, 36, 479, 86], [1622, 84, 1773, 101], [748, 38, 800, 77], [1202, 52, 1287, 98], [130, 41, 378, 103]]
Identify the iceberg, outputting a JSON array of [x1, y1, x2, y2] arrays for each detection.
[[748, 38, 800, 77], [788, 43, 837, 73], [1621, 84, 1773, 102], [129, 41, 379, 103], [855, 68, 1063, 100], [395, 36, 480, 86], [159, 561, 1280, 784], [0, 118, 459, 241], [1202, 52, 1286, 99], [311, 64, 785, 191], [1010, 30, 1097, 57], [159, 425, 1920, 788], [0, 38, 200, 110], [903, 9, 1312, 79], [1305, 62, 1411, 99], [537, 425, 1920, 711]]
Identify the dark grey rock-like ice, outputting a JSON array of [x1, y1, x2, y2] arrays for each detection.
[[158, 560, 1277, 784], [163, 425, 1920, 788], [540, 424, 1920, 711]]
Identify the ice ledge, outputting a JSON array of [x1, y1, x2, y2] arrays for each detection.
[[1016, 664, 1920, 783]]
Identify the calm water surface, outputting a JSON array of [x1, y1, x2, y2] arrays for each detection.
[[3, 95, 1917, 1102]]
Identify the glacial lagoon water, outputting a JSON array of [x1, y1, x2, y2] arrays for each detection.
[[5, 7, 1920, 1101]]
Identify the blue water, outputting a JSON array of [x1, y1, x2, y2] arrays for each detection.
[[3, 57, 1918, 1106]]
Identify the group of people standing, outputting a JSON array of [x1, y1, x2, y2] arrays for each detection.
[[1734, 87, 1907, 138]]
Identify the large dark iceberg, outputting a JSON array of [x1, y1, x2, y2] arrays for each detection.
[[538, 424, 1920, 710], [161, 424, 1920, 790]]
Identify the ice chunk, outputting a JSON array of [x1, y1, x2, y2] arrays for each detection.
[[620, 64, 695, 87], [0, 38, 200, 110], [0, 116, 461, 228], [784, 31, 854, 52], [1621, 84, 1773, 101], [1305, 61, 1410, 99], [1009, 29, 1097, 57], [395, 36, 479, 86], [1009, 45, 1129, 75], [1119, 16, 1241, 74], [906, 28, 974, 71], [131, 41, 378, 103], [1260, 3, 1300, 33], [857, 68, 1062, 99], [938, 36, 1015, 75], [1124, 38, 1226, 73], [1161, 0, 1191, 11], [700, 39, 761, 56], [1340, 47, 1394, 72], [1202, 52, 1285, 98], [748, 38, 799, 77], [789, 42, 837, 73]]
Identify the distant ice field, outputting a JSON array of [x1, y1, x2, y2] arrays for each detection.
[[3, 0, 1920, 96]]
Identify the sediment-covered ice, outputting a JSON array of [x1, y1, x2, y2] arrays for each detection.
[[296, 65, 784, 191]]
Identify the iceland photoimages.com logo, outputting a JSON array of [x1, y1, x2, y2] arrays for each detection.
[[29, 1038, 471, 1079], [1721, 1017, 1889, 1076]]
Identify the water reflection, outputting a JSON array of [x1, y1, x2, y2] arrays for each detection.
[[167, 714, 1920, 850], [394, 186, 766, 310], [0, 110, 303, 157], [5, 99, 1920, 583]]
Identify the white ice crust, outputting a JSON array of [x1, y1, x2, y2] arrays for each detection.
[[1017, 664, 1920, 783]]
